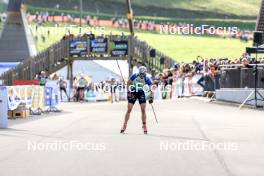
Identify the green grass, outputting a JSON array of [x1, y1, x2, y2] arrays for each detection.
[[31, 23, 251, 63], [137, 17, 256, 31], [110, 0, 260, 17], [137, 33, 251, 62], [26, 0, 261, 31], [27, 6, 257, 31], [26, 0, 260, 17]]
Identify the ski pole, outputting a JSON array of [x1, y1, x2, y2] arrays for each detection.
[[116, 59, 125, 83], [150, 103, 158, 124]]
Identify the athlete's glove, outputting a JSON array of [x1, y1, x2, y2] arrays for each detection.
[[149, 95, 154, 104]]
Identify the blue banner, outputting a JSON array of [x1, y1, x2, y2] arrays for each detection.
[[45, 87, 58, 107]]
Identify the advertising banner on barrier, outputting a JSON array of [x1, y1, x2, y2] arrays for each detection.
[[7, 86, 33, 110], [5, 85, 46, 111], [0, 86, 8, 128], [110, 40, 128, 57], [90, 37, 108, 53], [45, 87, 53, 107], [174, 75, 203, 97], [45, 79, 62, 106], [31, 86, 45, 111], [69, 39, 88, 57]]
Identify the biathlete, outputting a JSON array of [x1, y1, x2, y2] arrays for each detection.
[[120, 66, 154, 134]]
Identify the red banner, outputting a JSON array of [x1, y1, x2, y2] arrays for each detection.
[[13, 80, 40, 86]]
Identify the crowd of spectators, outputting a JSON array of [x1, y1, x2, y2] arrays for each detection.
[[33, 53, 264, 102], [153, 54, 264, 98]]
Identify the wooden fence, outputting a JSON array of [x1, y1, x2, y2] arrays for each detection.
[[0, 35, 175, 85]]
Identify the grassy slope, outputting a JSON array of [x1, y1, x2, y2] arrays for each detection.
[[26, 0, 260, 30], [112, 0, 260, 17], [0, 0, 254, 62], [31, 24, 251, 63], [137, 33, 250, 61], [26, 0, 261, 17]]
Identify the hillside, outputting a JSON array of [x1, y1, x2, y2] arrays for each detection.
[[31, 24, 251, 62], [25, 0, 261, 19], [0, 0, 260, 30]]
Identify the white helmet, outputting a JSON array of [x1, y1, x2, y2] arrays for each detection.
[[139, 66, 147, 75]]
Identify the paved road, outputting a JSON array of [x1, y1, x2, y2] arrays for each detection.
[[0, 99, 264, 176]]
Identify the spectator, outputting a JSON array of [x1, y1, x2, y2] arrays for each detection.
[[58, 77, 70, 102]]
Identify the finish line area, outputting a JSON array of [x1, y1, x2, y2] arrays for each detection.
[[0, 98, 263, 176]]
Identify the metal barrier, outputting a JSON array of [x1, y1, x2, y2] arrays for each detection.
[[220, 68, 264, 88]]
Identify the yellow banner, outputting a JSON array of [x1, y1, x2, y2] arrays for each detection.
[[7, 86, 45, 111], [31, 86, 45, 111]]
